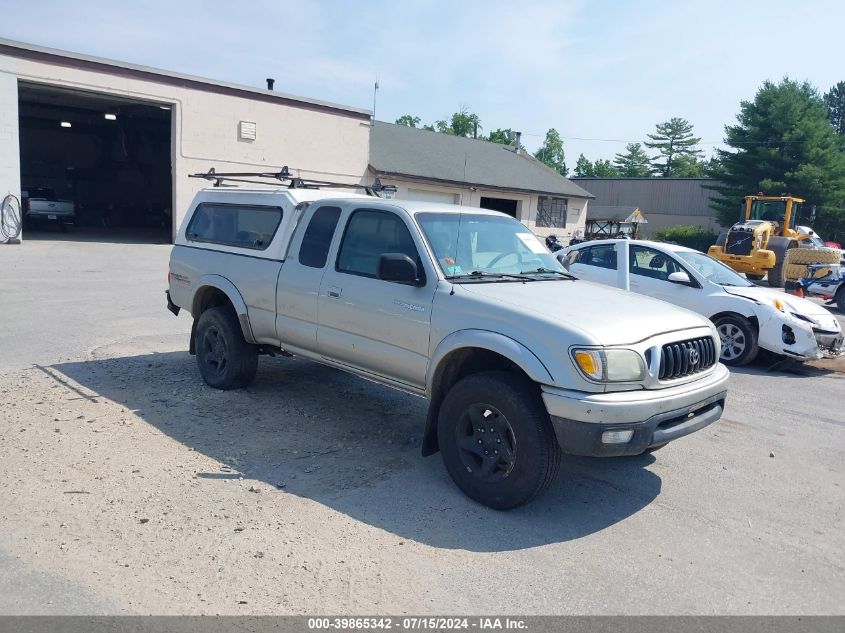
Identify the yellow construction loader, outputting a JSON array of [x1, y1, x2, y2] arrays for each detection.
[[708, 194, 819, 287]]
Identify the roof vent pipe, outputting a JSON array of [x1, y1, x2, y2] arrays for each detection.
[[266, 78, 275, 91], [514, 131, 522, 152]]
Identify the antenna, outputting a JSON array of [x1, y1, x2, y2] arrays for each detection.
[[372, 76, 379, 124]]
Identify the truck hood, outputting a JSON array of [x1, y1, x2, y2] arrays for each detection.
[[462, 279, 709, 346], [723, 285, 841, 329]]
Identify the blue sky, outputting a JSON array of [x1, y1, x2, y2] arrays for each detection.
[[2, 0, 843, 165]]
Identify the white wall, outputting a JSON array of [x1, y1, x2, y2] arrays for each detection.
[[0, 71, 20, 239], [374, 174, 588, 240], [0, 52, 371, 239]]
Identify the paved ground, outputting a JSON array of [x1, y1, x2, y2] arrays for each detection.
[[0, 232, 843, 615]]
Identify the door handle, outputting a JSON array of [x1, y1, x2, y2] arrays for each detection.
[[327, 286, 342, 298]]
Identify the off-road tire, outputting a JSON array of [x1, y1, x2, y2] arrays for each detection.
[[745, 273, 765, 281], [786, 247, 841, 266], [437, 371, 561, 510], [714, 314, 759, 366], [195, 306, 258, 390]]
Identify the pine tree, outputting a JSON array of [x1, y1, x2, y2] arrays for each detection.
[[709, 78, 845, 237], [644, 117, 703, 176], [613, 143, 652, 177], [574, 154, 594, 177], [824, 81, 845, 137], [592, 159, 619, 177]]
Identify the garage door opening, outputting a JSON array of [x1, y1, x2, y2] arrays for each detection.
[[18, 82, 172, 243], [480, 196, 518, 218]]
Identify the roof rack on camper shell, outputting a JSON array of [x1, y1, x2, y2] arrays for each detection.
[[188, 167, 398, 198]]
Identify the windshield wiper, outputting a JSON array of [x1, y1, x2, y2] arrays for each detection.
[[520, 267, 577, 280], [446, 270, 536, 282]]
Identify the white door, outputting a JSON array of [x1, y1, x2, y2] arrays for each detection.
[[628, 245, 702, 310]]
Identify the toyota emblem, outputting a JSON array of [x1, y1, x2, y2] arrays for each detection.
[[688, 348, 700, 365]]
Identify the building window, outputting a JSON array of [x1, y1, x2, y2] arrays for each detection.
[[536, 196, 567, 228]]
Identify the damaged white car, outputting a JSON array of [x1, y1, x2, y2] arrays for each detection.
[[560, 240, 844, 366]]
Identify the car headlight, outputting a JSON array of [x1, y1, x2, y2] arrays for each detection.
[[572, 348, 646, 382]]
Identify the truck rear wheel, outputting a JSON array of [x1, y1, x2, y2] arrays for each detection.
[[714, 314, 759, 366], [195, 306, 258, 390], [437, 371, 561, 510]]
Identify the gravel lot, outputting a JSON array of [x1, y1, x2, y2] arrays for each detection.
[[1, 233, 843, 615]]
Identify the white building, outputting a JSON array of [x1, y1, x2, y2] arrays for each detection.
[[0, 38, 592, 244], [0, 38, 371, 240]]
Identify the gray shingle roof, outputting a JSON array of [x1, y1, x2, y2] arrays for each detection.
[[587, 205, 640, 221], [370, 121, 594, 199]]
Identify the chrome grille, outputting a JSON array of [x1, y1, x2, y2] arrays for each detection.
[[659, 336, 717, 380]]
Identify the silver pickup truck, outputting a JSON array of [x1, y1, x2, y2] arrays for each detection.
[[22, 187, 75, 230], [167, 184, 729, 508]]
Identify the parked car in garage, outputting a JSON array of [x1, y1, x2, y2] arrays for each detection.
[[21, 186, 75, 231], [559, 239, 844, 366]]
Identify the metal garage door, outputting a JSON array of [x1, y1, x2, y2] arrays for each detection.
[[407, 189, 458, 204]]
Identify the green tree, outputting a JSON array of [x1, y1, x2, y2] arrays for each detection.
[[644, 117, 703, 176], [395, 115, 421, 128], [486, 128, 514, 145], [592, 159, 619, 177], [534, 128, 567, 175], [671, 154, 707, 177], [433, 107, 482, 138], [574, 154, 594, 177], [613, 143, 652, 177], [824, 81, 845, 137], [709, 78, 845, 236]]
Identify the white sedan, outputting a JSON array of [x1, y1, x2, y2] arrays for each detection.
[[559, 239, 844, 365]]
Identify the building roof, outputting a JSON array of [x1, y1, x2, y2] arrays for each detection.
[[571, 177, 717, 217], [370, 121, 594, 199], [586, 205, 640, 222], [0, 38, 370, 120]]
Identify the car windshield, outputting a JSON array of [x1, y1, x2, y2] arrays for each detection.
[[416, 212, 565, 279], [676, 251, 753, 287]]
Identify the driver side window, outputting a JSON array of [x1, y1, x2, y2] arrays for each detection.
[[630, 246, 682, 281], [336, 209, 425, 282]]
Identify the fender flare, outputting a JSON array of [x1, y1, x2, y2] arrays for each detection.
[[426, 329, 554, 398], [191, 274, 256, 344], [420, 330, 553, 456]]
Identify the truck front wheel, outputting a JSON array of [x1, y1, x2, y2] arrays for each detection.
[[195, 306, 258, 390], [437, 371, 561, 510]]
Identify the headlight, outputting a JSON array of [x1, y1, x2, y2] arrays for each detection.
[[572, 348, 646, 382]]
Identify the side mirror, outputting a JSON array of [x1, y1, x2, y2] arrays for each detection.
[[667, 271, 692, 285], [378, 253, 420, 285]]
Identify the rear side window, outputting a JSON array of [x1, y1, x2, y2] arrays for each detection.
[[299, 206, 341, 268], [582, 244, 617, 269], [186, 203, 282, 250], [337, 209, 420, 278]]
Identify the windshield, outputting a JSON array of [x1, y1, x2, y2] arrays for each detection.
[[416, 212, 565, 278], [676, 251, 752, 287], [749, 199, 798, 229]]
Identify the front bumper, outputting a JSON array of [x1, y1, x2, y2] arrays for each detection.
[[542, 364, 729, 456]]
